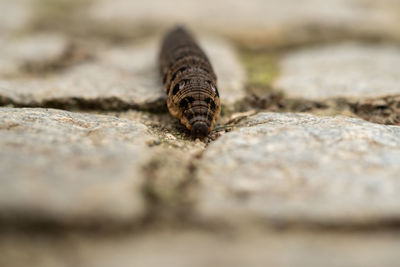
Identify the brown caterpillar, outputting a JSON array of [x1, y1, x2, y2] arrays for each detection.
[[159, 26, 221, 138]]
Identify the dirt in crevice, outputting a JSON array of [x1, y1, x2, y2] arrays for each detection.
[[233, 86, 400, 128], [0, 97, 168, 114], [350, 96, 400, 125], [140, 150, 202, 226], [4, 87, 397, 129]]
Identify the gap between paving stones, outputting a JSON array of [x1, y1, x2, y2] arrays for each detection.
[[243, 91, 400, 126], [0, 97, 168, 114]]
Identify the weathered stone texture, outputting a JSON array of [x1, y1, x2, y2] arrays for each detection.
[[197, 112, 400, 225], [0, 108, 154, 223]]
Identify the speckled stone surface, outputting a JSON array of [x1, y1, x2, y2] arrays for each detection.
[[0, 107, 154, 223], [197, 112, 400, 225]]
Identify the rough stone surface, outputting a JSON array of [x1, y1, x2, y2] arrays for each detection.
[[274, 43, 400, 100], [0, 37, 245, 110], [197, 112, 400, 225], [89, 0, 400, 47], [0, 107, 155, 223], [0, 33, 70, 77]]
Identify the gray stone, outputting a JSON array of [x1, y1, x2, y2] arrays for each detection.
[[0, 0, 31, 34], [89, 0, 400, 47], [0, 63, 165, 110], [0, 33, 70, 77], [274, 43, 400, 100], [2, 229, 400, 267], [197, 112, 400, 225], [0, 107, 155, 223], [0, 37, 244, 110]]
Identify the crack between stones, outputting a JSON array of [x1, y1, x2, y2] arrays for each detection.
[[0, 96, 168, 113], [140, 149, 201, 226], [236, 91, 400, 127]]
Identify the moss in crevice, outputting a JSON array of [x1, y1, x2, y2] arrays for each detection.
[[238, 48, 280, 92], [141, 151, 200, 224]]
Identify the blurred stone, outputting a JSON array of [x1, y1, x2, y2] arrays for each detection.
[[0, 107, 155, 224], [0, 33, 70, 77], [275, 43, 400, 100], [0, 0, 31, 34], [89, 0, 400, 48], [197, 112, 400, 226], [0, 37, 244, 110], [2, 229, 400, 267]]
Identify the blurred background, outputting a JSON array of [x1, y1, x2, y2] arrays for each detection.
[[2, 0, 400, 48]]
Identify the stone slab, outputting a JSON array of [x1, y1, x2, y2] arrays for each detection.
[[1, 229, 400, 267], [0, 33, 69, 77], [0, 107, 155, 223], [197, 112, 400, 225], [274, 43, 400, 100]]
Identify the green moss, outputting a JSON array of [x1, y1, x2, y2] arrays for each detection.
[[239, 49, 280, 89], [34, 0, 87, 13], [33, 0, 90, 19], [31, 0, 92, 32]]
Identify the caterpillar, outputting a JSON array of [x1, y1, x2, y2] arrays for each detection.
[[159, 26, 221, 138]]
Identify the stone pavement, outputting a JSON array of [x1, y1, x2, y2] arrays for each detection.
[[1, 0, 400, 266]]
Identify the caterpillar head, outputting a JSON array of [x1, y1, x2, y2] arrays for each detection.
[[191, 121, 209, 138]]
